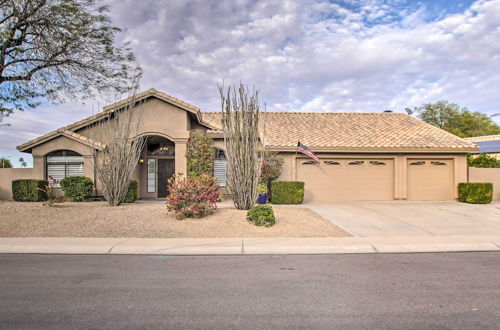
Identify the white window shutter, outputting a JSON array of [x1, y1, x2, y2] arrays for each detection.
[[214, 159, 227, 187]]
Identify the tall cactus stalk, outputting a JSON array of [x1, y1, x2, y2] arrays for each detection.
[[219, 84, 263, 210]]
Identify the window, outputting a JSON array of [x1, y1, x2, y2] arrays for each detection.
[[146, 137, 175, 156], [409, 161, 425, 166], [46, 150, 84, 186], [302, 160, 317, 165], [370, 161, 386, 166], [324, 161, 341, 165], [214, 149, 227, 187], [147, 159, 156, 193], [348, 160, 364, 166], [431, 161, 447, 166]]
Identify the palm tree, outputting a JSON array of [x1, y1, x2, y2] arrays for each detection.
[[0, 157, 13, 168]]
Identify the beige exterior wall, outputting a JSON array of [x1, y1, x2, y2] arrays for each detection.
[[0, 168, 37, 200], [277, 152, 468, 201], [469, 167, 500, 201]]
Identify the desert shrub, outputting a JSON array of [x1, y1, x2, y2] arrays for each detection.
[[166, 174, 220, 219], [467, 154, 500, 168], [247, 204, 275, 227], [12, 179, 48, 201], [260, 152, 284, 199], [260, 152, 284, 184], [60, 176, 93, 201], [271, 181, 304, 204], [122, 180, 138, 203], [186, 130, 215, 178], [36, 178, 64, 207], [458, 182, 493, 204]]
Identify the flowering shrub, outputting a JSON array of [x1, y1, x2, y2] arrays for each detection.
[[260, 152, 284, 185], [36, 176, 63, 207], [166, 174, 220, 219]]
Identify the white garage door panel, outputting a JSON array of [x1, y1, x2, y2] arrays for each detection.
[[407, 159, 454, 200], [297, 159, 394, 202]]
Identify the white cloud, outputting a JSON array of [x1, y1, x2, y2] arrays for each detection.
[[2, 0, 500, 162]]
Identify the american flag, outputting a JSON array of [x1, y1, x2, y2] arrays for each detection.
[[297, 141, 320, 163]]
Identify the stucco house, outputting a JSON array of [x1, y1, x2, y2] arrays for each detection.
[[1, 88, 478, 201]]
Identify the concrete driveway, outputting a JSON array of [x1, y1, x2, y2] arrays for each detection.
[[308, 201, 500, 237]]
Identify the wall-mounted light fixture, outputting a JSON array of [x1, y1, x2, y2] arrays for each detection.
[[139, 158, 144, 164]]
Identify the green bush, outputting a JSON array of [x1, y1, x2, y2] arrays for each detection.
[[271, 181, 304, 204], [123, 180, 138, 203], [12, 179, 48, 202], [60, 176, 93, 201], [186, 130, 215, 178], [467, 154, 500, 168], [247, 204, 275, 227], [458, 182, 493, 204]]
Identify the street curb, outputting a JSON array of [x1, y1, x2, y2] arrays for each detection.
[[1, 236, 500, 255]]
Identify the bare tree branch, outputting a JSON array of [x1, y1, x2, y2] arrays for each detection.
[[219, 83, 263, 210]]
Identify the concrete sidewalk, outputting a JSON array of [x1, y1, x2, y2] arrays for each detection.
[[1, 235, 500, 255]]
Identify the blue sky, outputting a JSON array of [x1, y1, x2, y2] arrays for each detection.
[[1, 0, 499, 167]]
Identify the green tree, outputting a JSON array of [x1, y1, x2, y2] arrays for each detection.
[[185, 130, 214, 178], [0, 0, 140, 120], [18, 157, 27, 167], [417, 101, 500, 138], [0, 157, 12, 168], [467, 154, 500, 168]]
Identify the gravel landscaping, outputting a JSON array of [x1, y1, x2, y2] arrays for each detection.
[[0, 201, 349, 238]]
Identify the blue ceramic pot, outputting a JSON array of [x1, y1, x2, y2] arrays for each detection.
[[258, 193, 267, 204]]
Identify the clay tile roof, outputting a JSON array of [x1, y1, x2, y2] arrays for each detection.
[[103, 88, 200, 114], [201, 111, 478, 151], [60, 130, 105, 150], [464, 134, 500, 142]]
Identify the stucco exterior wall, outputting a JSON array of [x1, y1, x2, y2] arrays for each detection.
[[469, 167, 500, 201], [276, 152, 468, 200], [0, 168, 37, 200]]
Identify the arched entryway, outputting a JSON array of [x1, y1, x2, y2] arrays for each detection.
[[138, 135, 175, 199]]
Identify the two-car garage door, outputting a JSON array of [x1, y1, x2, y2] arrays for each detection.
[[296, 158, 454, 202], [297, 158, 394, 202]]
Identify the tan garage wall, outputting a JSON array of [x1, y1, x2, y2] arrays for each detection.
[[407, 159, 454, 200], [469, 167, 500, 201], [276, 152, 468, 201], [297, 157, 394, 202]]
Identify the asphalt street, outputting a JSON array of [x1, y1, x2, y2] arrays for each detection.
[[1, 252, 500, 329]]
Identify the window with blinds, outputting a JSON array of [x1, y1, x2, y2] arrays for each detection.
[[214, 149, 227, 187], [46, 150, 84, 187], [147, 159, 156, 192]]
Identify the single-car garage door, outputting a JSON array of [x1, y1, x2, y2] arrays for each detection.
[[407, 159, 454, 200], [297, 158, 394, 202]]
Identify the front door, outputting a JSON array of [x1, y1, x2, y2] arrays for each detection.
[[157, 159, 175, 198]]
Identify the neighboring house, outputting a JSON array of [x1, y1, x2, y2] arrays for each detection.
[[464, 135, 500, 159], [0, 88, 478, 202]]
